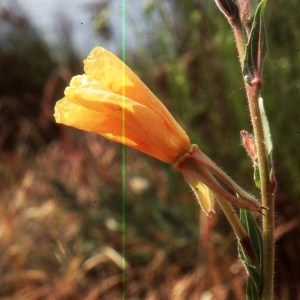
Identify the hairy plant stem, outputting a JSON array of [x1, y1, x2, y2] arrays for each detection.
[[245, 82, 275, 300], [232, 19, 276, 300]]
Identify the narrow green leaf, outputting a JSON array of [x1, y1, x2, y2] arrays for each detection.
[[259, 96, 273, 155], [238, 209, 263, 290], [246, 276, 260, 300], [243, 0, 268, 83], [240, 209, 263, 267], [253, 162, 261, 188], [238, 243, 262, 287]]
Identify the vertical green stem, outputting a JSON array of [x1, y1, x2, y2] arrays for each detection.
[[231, 17, 276, 299], [245, 82, 275, 300]]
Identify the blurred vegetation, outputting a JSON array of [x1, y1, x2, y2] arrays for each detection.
[[0, 0, 299, 299]]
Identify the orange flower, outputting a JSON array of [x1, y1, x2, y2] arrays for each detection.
[[54, 47, 190, 164], [54, 47, 264, 214]]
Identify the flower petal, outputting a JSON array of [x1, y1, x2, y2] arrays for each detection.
[[55, 76, 189, 163], [55, 98, 143, 148], [84, 47, 189, 145]]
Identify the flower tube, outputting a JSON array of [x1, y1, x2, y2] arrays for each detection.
[[54, 47, 264, 213]]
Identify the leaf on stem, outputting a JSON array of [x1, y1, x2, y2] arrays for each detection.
[[258, 97, 272, 156], [259, 96, 274, 181], [243, 0, 267, 84], [239, 209, 263, 290], [246, 276, 260, 300], [253, 162, 261, 188]]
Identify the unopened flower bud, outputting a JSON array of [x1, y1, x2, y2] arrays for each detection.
[[241, 130, 258, 162]]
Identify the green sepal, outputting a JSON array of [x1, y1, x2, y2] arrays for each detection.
[[246, 276, 260, 300], [239, 209, 263, 289], [243, 0, 268, 83]]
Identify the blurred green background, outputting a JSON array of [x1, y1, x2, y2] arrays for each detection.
[[0, 0, 299, 299]]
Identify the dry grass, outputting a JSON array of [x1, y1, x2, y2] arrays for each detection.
[[0, 127, 254, 299]]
